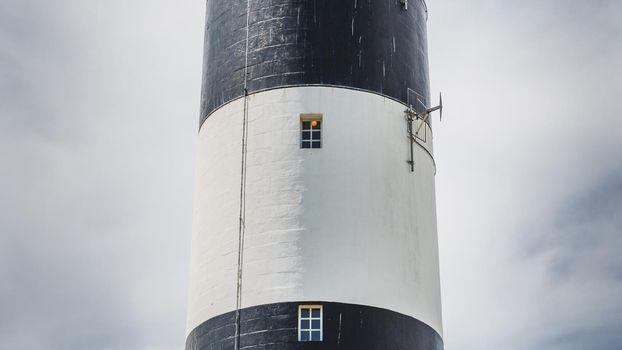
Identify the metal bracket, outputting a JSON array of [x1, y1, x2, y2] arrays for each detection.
[[405, 110, 416, 171], [400, 0, 408, 10], [404, 92, 443, 172]]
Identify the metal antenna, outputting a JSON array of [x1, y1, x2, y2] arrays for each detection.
[[404, 92, 443, 172], [439, 93, 443, 121], [415, 93, 442, 134]]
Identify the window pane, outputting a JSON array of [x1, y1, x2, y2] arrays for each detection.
[[311, 141, 321, 149], [300, 331, 310, 341], [301, 309, 310, 318], [302, 131, 311, 140], [312, 131, 321, 140], [311, 320, 321, 329], [302, 121, 311, 130], [301, 320, 310, 329], [312, 121, 321, 130], [301, 141, 311, 149], [311, 331, 321, 341], [311, 308, 321, 318]]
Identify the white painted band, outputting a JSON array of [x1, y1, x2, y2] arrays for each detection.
[[187, 86, 443, 337]]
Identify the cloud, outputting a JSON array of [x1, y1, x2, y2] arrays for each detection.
[[429, 0, 622, 349], [520, 174, 622, 350], [1, 1, 203, 349]]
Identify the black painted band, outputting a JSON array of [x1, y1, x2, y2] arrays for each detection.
[[200, 0, 431, 129], [186, 301, 443, 350]]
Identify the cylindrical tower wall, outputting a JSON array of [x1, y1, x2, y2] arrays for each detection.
[[188, 1, 441, 349], [200, 0, 431, 127]]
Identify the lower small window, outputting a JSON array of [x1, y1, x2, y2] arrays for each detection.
[[298, 305, 322, 342]]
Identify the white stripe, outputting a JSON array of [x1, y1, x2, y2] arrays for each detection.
[[187, 86, 443, 337]]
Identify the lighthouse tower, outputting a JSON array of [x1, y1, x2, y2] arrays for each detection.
[[186, 0, 443, 349]]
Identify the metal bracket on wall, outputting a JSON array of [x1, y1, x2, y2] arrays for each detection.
[[405, 91, 443, 172]]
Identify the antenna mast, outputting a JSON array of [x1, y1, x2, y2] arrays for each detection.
[[405, 92, 443, 172]]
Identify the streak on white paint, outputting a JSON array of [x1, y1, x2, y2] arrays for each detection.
[[186, 87, 442, 338]]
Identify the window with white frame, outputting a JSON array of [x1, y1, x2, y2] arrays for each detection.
[[300, 114, 322, 149], [298, 305, 322, 342]]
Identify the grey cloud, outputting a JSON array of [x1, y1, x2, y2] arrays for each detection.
[[542, 323, 622, 350], [430, 0, 622, 349], [1, 0, 201, 349], [518, 174, 622, 350]]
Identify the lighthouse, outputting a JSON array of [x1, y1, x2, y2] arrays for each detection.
[[186, 0, 443, 349]]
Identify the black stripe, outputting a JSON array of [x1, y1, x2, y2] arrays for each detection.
[[186, 301, 443, 350], [200, 0, 430, 128]]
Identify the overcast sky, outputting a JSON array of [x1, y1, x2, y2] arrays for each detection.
[[1, 1, 621, 349]]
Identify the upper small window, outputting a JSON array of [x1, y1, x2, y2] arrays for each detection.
[[298, 305, 322, 342], [300, 114, 322, 149]]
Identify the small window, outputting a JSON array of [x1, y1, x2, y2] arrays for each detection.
[[298, 305, 322, 342], [300, 114, 322, 149]]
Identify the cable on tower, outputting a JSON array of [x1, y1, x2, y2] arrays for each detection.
[[234, 1, 252, 349]]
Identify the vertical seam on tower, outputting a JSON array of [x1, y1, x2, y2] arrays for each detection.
[[235, 0, 252, 349]]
